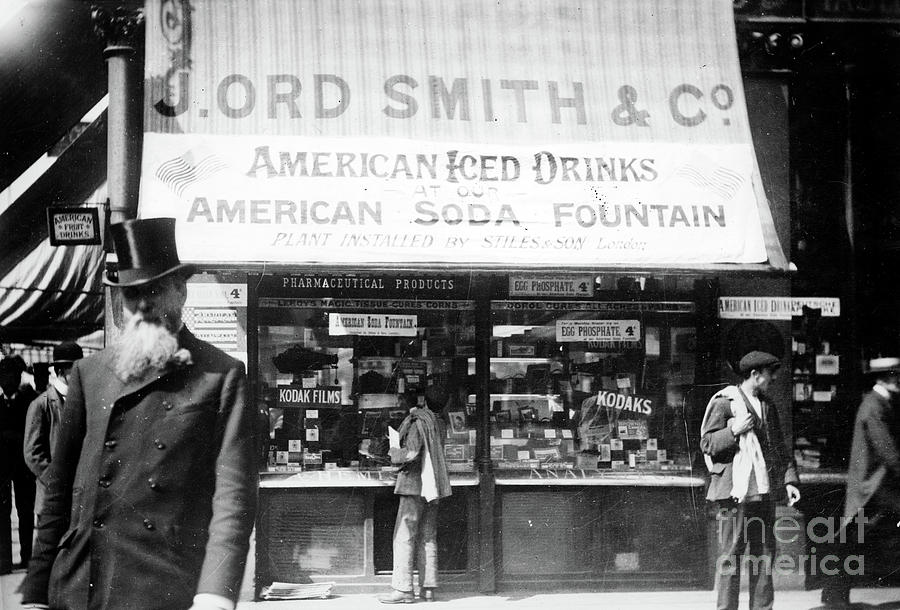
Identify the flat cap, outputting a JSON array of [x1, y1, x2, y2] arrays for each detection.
[[738, 350, 781, 373]]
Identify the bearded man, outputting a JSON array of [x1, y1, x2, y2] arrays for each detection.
[[20, 218, 258, 610]]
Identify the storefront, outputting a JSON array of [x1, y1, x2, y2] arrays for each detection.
[[133, 0, 793, 596]]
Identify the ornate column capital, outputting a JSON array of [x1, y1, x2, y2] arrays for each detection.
[[91, 5, 144, 56]]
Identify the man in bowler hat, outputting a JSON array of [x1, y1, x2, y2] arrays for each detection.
[[23, 342, 83, 560], [701, 350, 800, 610], [21, 218, 258, 610], [820, 357, 900, 608]]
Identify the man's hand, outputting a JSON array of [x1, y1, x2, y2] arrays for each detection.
[[786, 484, 801, 507], [730, 412, 755, 437], [388, 447, 410, 464]]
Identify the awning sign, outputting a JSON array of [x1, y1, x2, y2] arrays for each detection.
[[47, 207, 101, 246], [141, 0, 772, 267], [510, 276, 594, 298], [556, 320, 641, 343], [718, 297, 841, 319], [329, 312, 418, 336]]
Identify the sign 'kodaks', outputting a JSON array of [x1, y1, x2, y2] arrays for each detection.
[[140, 0, 770, 267]]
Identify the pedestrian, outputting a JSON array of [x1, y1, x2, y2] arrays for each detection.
[[0, 354, 38, 574], [379, 388, 452, 604], [700, 350, 801, 610], [20, 217, 258, 610], [820, 356, 900, 608], [22, 341, 84, 559]]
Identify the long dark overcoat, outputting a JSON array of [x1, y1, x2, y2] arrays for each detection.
[[843, 389, 900, 522], [21, 328, 258, 609]]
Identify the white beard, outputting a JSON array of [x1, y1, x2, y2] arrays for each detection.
[[114, 315, 179, 383]]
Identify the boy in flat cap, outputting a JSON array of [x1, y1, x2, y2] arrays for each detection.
[[21, 218, 257, 610], [700, 350, 800, 610]]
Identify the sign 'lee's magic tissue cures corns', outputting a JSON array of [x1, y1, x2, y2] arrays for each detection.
[[140, 0, 770, 267]]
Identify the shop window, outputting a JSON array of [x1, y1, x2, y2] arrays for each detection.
[[487, 301, 697, 472], [257, 297, 477, 473]]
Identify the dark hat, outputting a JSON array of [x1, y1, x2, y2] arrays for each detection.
[[0, 355, 26, 376], [865, 357, 900, 376], [424, 385, 448, 409], [104, 218, 196, 287], [52, 341, 83, 365], [738, 350, 781, 374]]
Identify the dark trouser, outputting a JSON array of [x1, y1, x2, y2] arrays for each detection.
[[391, 495, 439, 593], [821, 507, 900, 603], [0, 459, 36, 571], [714, 498, 776, 610]]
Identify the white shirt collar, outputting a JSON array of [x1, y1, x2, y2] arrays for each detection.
[[50, 376, 68, 397], [873, 384, 892, 400]]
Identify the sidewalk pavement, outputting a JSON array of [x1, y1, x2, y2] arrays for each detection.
[[4, 569, 900, 610]]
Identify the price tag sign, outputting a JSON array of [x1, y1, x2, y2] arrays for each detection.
[[556, 320, 640, 343]]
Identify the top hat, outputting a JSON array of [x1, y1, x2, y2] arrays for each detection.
[[737, 350, 781, 374], [865, 357, 900, 376], [51, 341, 83, 365], [104, 218, 196, 287]]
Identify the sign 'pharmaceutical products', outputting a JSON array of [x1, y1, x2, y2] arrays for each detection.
[[556, 320, 640, 343], [140, 0, 773, 267], [718, 297, 841, 320], [278, 385, 343, 408], [329, 312, 418, 336]]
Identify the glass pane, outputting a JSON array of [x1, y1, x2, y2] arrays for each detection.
[[258, 298, 476, 473], [489, 301, 696, 472]]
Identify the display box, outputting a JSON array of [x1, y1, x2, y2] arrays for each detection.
[[444, 444, 466, 461], [358, 393, 400, 409], [576, 453, 598, 469], [533, 447, 561, 462], [618, 420, 649, 440]]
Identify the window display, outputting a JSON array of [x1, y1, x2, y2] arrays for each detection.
[[486, 300, 697, 473], [258, 294, 476, 474]]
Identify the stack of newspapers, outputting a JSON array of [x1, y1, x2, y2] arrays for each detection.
[[261, 581, 335, 600]]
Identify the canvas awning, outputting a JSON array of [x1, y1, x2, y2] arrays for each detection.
[[0, 0, 110, 342], [138, 0, 788, 272]]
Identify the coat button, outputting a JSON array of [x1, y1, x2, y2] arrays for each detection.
[[99, 477, 111, 488], [148, 478, 160, 490], [143, 519, 155, 530], [93, 518, 103, 528], [154, 439, 166, 450], [162, 400, 173, 411], [104, 440, 117, 450]]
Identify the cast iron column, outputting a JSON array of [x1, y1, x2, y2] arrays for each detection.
[[92, 6, 144, 225], [474, 275, 496, 593]]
